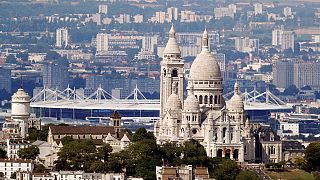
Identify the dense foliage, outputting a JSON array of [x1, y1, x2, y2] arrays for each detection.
[[17, 145, 40, 160], [54, 128, 258, 179]]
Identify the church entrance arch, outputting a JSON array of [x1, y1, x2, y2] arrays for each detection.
[[225, 149, 231, 159], [217, 149, 223, 157], [233, 149, 239, 161]]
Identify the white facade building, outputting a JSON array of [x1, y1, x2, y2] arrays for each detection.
[[98, 5, 108, 14], [254, 3, 263, 15], [214, 7, 234, 19], [56, 28, 69, 48], [96, 33, 109, 54], [272, 29, 295, 52], [0, 159, 33, 179], [279, 122, 299, 136], [154, 26, 254, 162], [235, 37, 259, 53], [167, 7, 178, 22]]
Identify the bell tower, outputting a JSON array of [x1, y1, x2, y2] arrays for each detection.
[[160, 25, 184, 117]]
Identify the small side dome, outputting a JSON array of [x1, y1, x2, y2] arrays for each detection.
[[184, 84, 199, 112], [166, 93, 182, 110], [227, 81, 244, 111], [166, 82, 182, 110]]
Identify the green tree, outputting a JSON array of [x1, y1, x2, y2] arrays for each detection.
[[125, 140, 163, 180], [132, 128, 155, 142], [88, 160, 107, 173], [61, 136, 75, 145], [305, 142, 320, 171], [213, 159, 240, 180], [55, 140, 96, 171], [0, 148, 7, 158], [33, 164, 46, 173], [96, 144, 113, 162], [283, 85, 299, 96], [6, 54, 17, 64], [161, 142, 182, 166], [181, 139, 208, 166], [17, 146, 39, 160], [236, 170, 259, 180]]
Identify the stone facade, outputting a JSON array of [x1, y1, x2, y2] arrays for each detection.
[[154, 26, 284, 163]]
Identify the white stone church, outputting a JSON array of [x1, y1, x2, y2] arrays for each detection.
[[154, 26, 284, 163]]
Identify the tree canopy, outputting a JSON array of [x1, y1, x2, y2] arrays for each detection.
[[17, 146, 39, 160], [305, 142, 320, 171]]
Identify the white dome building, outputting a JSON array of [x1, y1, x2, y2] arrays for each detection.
[[154, 27, 255, 163], [11, 88, 31, 119]]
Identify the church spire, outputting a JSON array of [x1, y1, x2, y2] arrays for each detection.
[[169, 24, 176, 38], [163, 24, 181, 56], [202, 28, 209, 50], [234, 80, 239, 95]]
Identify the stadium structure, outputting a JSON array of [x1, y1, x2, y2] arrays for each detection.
[[30, 85, 292, 124]]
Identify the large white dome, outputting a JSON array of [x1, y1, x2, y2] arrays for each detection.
[[189, 50, 221, 80], [189, 29, 221, 81]]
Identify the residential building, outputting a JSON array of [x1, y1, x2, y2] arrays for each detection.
[[96, 33, 109, 54], [56, 28, 69, 48], [294, 61, 320, 89], [272, 60, 294, 89], [156, 165, 213, 180], [312, 35, 320, 43], [98, 4, 108, 14], [42, 60, 69, 90], [0, 66, 11, 93], [214, 7, 234, 19], [142, 35, 158, 53], [167, 7, 178, 22], [272, 29, 295, 52], [155, 11, 166, 23], [0, 159, 33, 179], [234, 37, 259, 53], [254, 3, 263, 15], [279, 121, 299, 136]]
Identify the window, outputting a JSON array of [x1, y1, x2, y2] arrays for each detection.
[[223, 127, 227, 138], [199, 95, 203, 104], [204, 95, 208, 104], [172, 69, 178, 77], [214, 95, 218, 104]]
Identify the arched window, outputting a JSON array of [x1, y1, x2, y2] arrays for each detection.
[[172, 69, 178, 77], [230, 128, 233, 141], [210, 95, 213, 104], [204, 95, 208, 104], [218, 95, 221, 104], [223, 127, 227, 138], [199, 95, 203, 104], [214, 95, 218, 104]]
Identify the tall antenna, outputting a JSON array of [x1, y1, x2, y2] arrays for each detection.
[[19, 73, 23, 89]]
